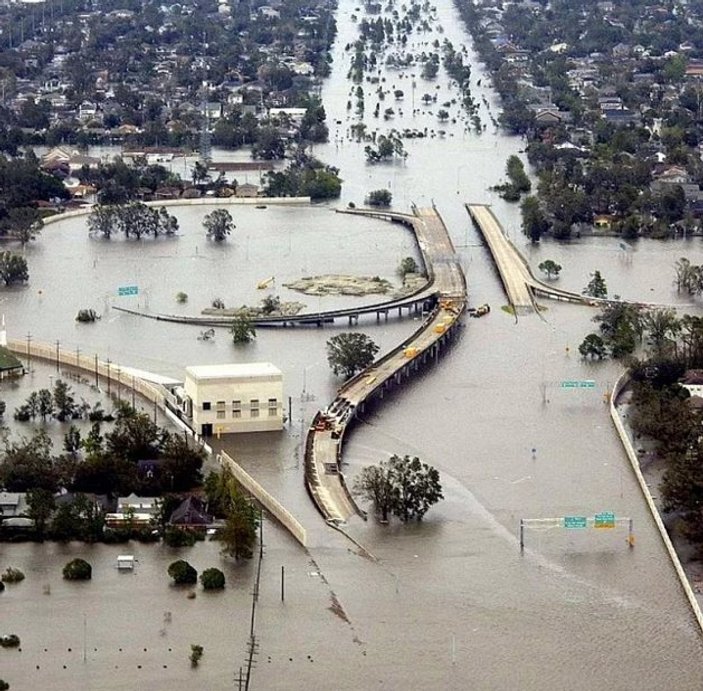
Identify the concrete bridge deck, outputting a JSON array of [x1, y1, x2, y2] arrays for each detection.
[[466, 203, 595, 313], [305, 206, 467, 523]]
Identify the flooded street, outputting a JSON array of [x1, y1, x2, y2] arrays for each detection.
[[3, 0, 703, 688]]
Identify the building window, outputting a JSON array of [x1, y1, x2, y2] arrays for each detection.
[[250, 399, 259, 418], [268, 398, 278, 416], [216, 400, 226, 409], [232, 400, 242, 418], [216, 411, 225, 419], [202, 402, 211, 411]]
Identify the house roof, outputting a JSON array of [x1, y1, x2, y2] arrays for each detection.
[[0, 346, 23, 372], [170, 496, 212, 526]]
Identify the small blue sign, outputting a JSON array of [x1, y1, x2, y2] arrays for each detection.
[[117, 285, 139, 296]]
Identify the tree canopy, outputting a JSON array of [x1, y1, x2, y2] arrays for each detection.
[[326, 332, 379, 379]]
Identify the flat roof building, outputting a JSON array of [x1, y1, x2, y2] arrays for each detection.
[[183, 362, 283, 436]]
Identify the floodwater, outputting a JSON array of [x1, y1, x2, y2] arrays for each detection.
[[3, 0, 703, 687]]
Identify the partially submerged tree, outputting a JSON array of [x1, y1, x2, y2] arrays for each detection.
[[366, 189, 392, 207], [63, 558, 92, 580], [579, 333, 607, 360], [326, 332, 379, 379], [538, 260, 562, 280], [203, 208, 235, 242], [230, 316, 256, 344], [167, 559, 197, 585], [0, 251, 28, 285], [355, 454, 443, 522], [583, 270, 608, 299]]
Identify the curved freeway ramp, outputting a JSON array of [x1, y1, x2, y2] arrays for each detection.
[[305, 206, 467, 523], [466, 203, 593, 312]]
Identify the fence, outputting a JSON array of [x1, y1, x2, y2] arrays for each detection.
[[218, 451, 307, 547], [610, 372, 703, 634]]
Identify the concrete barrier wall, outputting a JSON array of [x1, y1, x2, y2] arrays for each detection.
[[610, 372, 703, 634], [218, 451, 307, 547], [7, 339, 307, 547]]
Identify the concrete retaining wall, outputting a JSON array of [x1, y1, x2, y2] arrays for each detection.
[[6, 338, 307, 548], [218, 451, 307, 547], [610, 372, 703, 634]]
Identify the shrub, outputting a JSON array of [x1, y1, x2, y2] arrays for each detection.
[[176, 292, 188, 303], [366, 188, 392, 207], [1, 567, 25, 583], [75, 309, 99, 323], [62, 558, 92, 580], [167, 559, 197, 585], [0, 678, 9, 690], [0, 581, 4, 592], [190, 644, 204, 666], [200, 567, 225, 590], [163, 528, 197, 548], [0, 634, 20, 648]]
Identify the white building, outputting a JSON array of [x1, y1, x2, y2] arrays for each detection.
[[183, 363, 283, 436]]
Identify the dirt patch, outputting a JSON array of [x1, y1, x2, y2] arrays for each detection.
[[201, 301, 306, 317], [284, 272, 427, 299]]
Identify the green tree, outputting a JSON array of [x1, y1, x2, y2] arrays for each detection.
[[200, 567, 225, 590], [0, 251, 28, 285], [578, 333, 607, 360], [189, 644, 204, 667], [87, 204, 118, 238], [583, 271, 608, 298], [521, 196, 548, 242], [398, 256, 419, 276], [644, 308, 681, 357], [366, 189, 392, 207], [230, 316, 256, 344], [354, 461, 394, 521], [209, 467, 259, 561], [37, 388, 54, 420], [167, 559, 197, 584], [53, 379, 76, 422], [387, 454, 443, 522], [26, 487, 56, 536], [326, 332, 379, 379], [63, 558, 92, 580], [203, 208, 235, 242], [538, 260, 562, 279]]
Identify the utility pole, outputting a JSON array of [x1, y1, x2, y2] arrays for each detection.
[[25, 332, 31, 369], [55, 339, 60, 371]]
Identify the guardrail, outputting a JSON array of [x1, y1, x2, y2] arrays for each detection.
[[610, 372, 703, 634], [218, 451, 307, 547]]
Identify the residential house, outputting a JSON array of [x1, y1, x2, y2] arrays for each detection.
[[169, 496, 212, 530]]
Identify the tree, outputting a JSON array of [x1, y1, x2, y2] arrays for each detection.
[[521, 196, 548, 242], [260, 295, 281, 315], [210, 467, 259, 561], [356, 455, 444, 522], [217, 491, 260, 561], [366, 189, 392, 207], [644, 308, 681, 357], [167, 559, 197, 584], [538, 260, 562, 279], [87, 204, 116, 238], [53, 379, 76, 422], [326, 332, 379, 379], [398, 257, 419, 276], [354, 461, 394, 521], [203, 208, 235, 242], [387, 454, 443, 522], [200, 567, 225, 590], [578, 333, 607, 360], [230, 316, 256, 344], [583, 271, 607, 298], [63, 558, 92, 580], [37, 388, 54, 420], [0, 251, 28, 285], [26, 488, 56, 536]]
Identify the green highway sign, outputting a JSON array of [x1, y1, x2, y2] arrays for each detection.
[[594, 511, 615, 529], [560, 380, 596, 389], [117, 285, 139, 297], [564, 516, 588, 529]]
